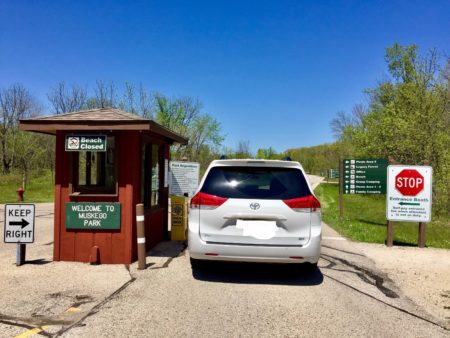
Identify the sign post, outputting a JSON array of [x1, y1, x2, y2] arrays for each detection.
[[386, 165, 432, 247], [4, 204, 35, 266]]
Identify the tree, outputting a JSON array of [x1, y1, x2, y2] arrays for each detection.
[[47, 81, 87, 114], [186, 114, 223, 160], [14, 131, 47, 188], [346, 44, 449, 214], [0, 84, 41, 174], [256, 147, 279, 159], [285, 143, 343, 175], [330, 104, 366, 140], [117, 82, 153, 117], [234, 140, 252, 159], [154, 94, 224, 165], [92, 80, 117, 109]]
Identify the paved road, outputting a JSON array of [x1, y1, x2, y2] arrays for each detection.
[[1, 189, 448, 337]]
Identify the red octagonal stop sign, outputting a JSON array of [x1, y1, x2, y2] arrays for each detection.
[[395, 169, 424, 196]]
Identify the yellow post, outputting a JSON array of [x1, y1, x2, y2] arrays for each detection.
[[171, 196, 188, 240]]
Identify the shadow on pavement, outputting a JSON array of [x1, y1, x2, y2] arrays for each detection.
[[192, 261, 323, 286], [391, 240, 423, 247], [25, 259, 52, 265]]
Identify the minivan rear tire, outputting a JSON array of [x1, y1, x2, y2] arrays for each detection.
[[190, 257, 204, 270]]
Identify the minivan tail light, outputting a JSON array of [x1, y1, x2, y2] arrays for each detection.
[[190, 192, 228, 209], [283, 195, 321, 212]]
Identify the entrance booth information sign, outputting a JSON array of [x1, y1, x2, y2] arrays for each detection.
[[387, 165, 432, 222], [65, 135, 107, 152], [169, 161, 200, 197], [4, 204, 35, 243], [343, 159, 387, 194], [66, 203, 121, 229]]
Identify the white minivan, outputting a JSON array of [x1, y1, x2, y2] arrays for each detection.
[[188, 159, 321, 269]]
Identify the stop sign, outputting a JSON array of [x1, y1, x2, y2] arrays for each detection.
[[395, 169, 424, 196]]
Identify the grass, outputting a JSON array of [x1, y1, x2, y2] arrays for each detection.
[[314, 183, 450, 249], [0, 171, 54, 203]]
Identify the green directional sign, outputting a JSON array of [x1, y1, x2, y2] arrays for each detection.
[[65, 135, 107, 152], [65, 203, 121, 229], [342, 159, 387, 194], [329, 168, 339, 179]]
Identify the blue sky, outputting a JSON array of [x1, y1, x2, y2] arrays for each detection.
[[1, 1, 448, 153]]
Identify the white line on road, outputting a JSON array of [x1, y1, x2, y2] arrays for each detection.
[[323, 236, 347, 241]]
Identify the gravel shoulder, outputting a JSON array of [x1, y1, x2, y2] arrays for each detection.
[[353, 242, 450, 328], [306, 174, 450, 328]]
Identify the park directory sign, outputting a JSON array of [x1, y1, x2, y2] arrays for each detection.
[[386, 165, 432, 222], [65, 135, 107, 152], [342, 159, 388, 194]]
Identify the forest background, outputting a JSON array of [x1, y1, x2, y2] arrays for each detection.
[[1, 43, 449, 215]]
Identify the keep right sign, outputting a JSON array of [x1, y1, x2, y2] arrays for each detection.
[[387, 165, 432, 222]]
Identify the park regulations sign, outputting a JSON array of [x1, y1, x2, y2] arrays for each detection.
[[65, 135, 107, 152], [65, 203, 121, 229], [169, 161, 200, 197], [387, 165, 432, 222], [342, 159, 387, 194]]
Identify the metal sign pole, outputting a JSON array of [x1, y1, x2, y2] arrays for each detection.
[[16, 243, 26, 266], [339, 159, 344, 217]]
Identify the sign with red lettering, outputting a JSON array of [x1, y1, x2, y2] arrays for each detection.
[[387, 166, 432, 222]]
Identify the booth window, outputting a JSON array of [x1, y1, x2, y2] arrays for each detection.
[[142, 143, 163, 207], [72, 136, 116, 194]]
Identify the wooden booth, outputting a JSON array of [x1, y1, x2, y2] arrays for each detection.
[[20, 108, 188, 264]]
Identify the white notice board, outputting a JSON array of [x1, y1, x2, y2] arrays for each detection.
[[386, 165, 432, 222], [169, 161, 200, 197]]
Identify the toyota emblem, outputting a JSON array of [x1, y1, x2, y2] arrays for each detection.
[[249, 202, 260, 210]]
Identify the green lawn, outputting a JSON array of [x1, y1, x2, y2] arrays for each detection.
[[0, 171, 54, 203], [314, 183, 450, 249]]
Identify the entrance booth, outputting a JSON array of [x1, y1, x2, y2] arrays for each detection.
[[20, 108, 188, 264]]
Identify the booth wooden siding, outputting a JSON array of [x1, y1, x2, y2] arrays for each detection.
[[53, 130, 141, 264]]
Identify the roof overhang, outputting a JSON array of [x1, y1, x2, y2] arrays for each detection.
[[19, 109, 188, 145]]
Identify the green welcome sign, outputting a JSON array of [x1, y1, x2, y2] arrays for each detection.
[[65, 135, 107, 152], [65, 203, 121, 229]]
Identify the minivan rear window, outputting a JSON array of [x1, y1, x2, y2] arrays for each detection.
[[201, 166, 311, 199]]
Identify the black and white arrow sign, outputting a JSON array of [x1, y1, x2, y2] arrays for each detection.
[[4, 204, 35, 243], [9, 219, 30, 228]]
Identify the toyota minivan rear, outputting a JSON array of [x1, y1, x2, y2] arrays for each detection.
[[188, 160, 321, 267]]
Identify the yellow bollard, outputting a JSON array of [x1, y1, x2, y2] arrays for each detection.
[[171, 196, 188, 240]]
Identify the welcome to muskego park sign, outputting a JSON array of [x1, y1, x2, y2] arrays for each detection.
[[66, 203, 121, 229], [65, 135, 107, 152]]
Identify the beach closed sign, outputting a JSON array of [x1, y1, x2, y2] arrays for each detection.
[[65, 135, 107, 152]]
